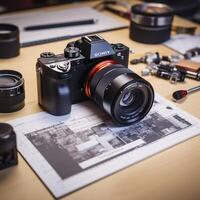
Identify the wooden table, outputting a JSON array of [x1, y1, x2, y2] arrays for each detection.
[[0, 2, 200, 200]]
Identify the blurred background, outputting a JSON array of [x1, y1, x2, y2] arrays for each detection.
[[0, 0, 200, 23]]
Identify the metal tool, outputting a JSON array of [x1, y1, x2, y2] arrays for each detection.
[[172, 85, 200, 102]]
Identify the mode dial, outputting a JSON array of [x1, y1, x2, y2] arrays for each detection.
[[57, 63, 71, 72], [64, 47, 80, 58]]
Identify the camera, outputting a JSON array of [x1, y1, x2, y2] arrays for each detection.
[[36, 34, 154, 125]]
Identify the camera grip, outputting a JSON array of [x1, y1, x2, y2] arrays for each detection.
[[39, 74, 71, 116]]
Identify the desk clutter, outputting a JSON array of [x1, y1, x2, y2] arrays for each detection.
[[130, 34, 200, 101], [0, 70, 25, 113], [130, 48, 200, 84], [0, 1, 200, 199]]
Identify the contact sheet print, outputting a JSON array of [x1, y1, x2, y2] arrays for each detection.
[[9, 94, 200, 198]]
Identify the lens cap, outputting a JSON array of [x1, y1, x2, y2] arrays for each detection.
[[86, 61, 154, 125]]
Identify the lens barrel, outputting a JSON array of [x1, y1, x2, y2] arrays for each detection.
[[0, 70, 25, 113], [130, 3, 174, 44], [86, 61, 154, 125], [0, 24, 20, 58], [0, 123, 18, 170]]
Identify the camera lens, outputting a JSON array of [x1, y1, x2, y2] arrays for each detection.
[[120, 90, 142, 107], [130, 3, 174, 44], [0, 123, 18, 170], [0, 70, 25, 113], [0, 24, 20, 58], [85, 60, 154, 125]]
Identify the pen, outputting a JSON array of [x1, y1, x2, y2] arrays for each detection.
[[24, 19, 97, 31]]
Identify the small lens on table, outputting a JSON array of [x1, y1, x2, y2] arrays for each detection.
[[0, 70, 25, 113], [0, 24, 20, 58]]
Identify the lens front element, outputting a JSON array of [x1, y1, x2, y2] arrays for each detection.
[[120, 90, 140, 107], [113, 82, 151, 124]]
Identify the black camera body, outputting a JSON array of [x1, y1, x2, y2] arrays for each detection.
[[37, 34, 154, 125], [36, 35, 129, 116]]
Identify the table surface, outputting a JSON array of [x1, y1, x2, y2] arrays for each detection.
[[0, 2, 200, 200]]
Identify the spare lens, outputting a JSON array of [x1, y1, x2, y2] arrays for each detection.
[[0, 70, 25, 113], [0, 24, 20, 58]]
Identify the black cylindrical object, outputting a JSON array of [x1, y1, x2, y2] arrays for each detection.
[[86, 61, 154, 125], [0, 70, 25, 113], [0, 24, 20, 58], [0, 123, 18, 170], [130, 3, 174, 44]]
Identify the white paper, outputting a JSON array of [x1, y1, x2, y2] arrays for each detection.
[[165, 34, 200, 62], [0, 7, 127, 46], [8, 93, 200, 198]]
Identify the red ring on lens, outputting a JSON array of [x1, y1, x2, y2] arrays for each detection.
[[85, 60, 117, 98]]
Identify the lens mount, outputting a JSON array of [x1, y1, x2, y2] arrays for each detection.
[[0, 70, 25, 113]]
